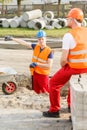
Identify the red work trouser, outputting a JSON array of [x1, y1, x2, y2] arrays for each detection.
[[33, 71, 49, 94], [49, 64, 87, 112]]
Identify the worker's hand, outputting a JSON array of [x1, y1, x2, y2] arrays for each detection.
[[30, 62, 37, 68], [4, 36, 13, 41]]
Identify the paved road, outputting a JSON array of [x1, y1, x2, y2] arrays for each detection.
[[0, 109, 72, 130], [0, 48, 61, 75]]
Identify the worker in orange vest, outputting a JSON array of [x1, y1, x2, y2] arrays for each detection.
[[5, 30, 54, 94], [43, 8, 87, 118]]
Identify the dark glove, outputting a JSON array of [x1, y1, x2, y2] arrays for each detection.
[[4, 36, 13, 41], [30, 62, 37, 68]]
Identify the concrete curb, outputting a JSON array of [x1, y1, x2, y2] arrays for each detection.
[[0, 37, 62, 49]]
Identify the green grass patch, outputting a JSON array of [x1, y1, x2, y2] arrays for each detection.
[[0, 27, 70, 38]]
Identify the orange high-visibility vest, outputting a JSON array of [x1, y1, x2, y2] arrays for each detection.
[[68, 27, 87, 68], [30, 44, 52, 75]]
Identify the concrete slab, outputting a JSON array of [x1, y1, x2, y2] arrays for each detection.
[[0, 109, 72, 130]]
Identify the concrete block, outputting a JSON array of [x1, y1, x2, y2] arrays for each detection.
[[70, 74, 87, 130]]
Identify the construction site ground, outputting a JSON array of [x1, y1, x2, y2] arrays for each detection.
[[0, 38, 72, 130]]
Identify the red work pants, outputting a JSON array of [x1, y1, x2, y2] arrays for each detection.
[[49, 64, 87, 112], [33, 71, 49, 94]]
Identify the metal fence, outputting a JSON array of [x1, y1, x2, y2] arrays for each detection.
[[0, 3, 87, 18]]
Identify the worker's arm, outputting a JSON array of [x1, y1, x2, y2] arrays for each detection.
[[37, 50, 54, 69], [4, 36, 32, 48], [37, 58, 53, 69], [60, 49, 69, 67], [12, 38, 32, 48]]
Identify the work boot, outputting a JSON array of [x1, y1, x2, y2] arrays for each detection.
[[69, 116, 72, 122], [68, 106, 71, 113], [43, 111, 60, 118]]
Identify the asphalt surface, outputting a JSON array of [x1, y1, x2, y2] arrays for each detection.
[[0, 109, 72, 130]]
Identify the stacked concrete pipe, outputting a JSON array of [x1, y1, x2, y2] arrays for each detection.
[[20, 20, 28, 28], [2, 19, 12, 28], [27, 18, 46, 30], [22, 9, 42, 22], [0, 9, 87, 29], [43, 11, 54, 22], [10, 16, 22, 28]]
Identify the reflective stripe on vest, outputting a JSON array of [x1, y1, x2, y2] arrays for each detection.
[[69, 58, 87, 63], [32, 55, 47, 63], [70, 50, 87, 55]]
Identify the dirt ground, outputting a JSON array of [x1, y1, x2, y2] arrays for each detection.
[[0, 48, 72, 130]]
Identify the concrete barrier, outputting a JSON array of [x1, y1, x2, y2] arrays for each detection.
[[70, 74, 87, 130]]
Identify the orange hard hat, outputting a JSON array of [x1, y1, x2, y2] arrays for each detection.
[[67, 8, 84, 22]]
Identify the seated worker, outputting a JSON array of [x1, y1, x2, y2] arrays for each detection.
[[43, 8, 87, 118]]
